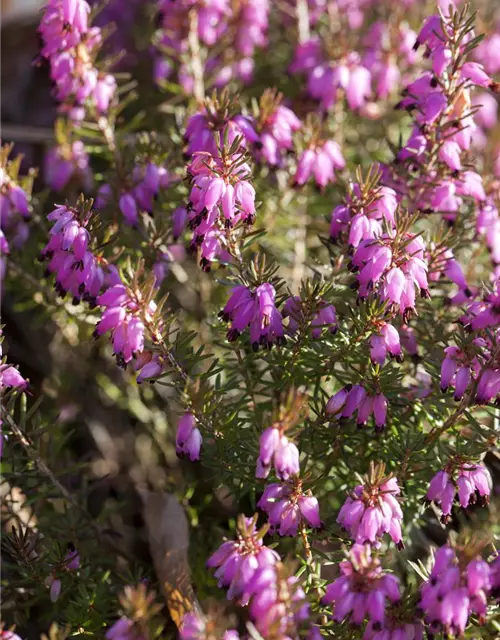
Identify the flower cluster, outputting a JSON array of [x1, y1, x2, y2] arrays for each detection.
[[291, 44, 372, 113], [420, 544, 491, 637], [44, 141, 92, 193], [252, 92, 301, 167], [0, 172, 30, 227], [207, 515, 279, 604], [350, 232, 429, 323], [0, 155, 31, 251], [388, 7, 498, 226], [369, 322, 402, 365], [38, 0, 116, 120], [179, 612, 239, 640], [294, 139, 345, 189], [40, 204, 104, 305], [257, 476, 321, 536], [426, 462, 491, 522], [289, 10, 416, 114], [0, 340, 28, 394], [154, 0, 269, 92], [439, 340, 484, 400], [247, 564, 312, 639], [337, 463, 403, 547], [94, 284, 149, 368], [330, 180, 398, 248], [323, 544, 401, 627], [283, 296, 337, 338], [97, 161, 169, 226], [184, 104, 256, 158], [221, 283, 284, 351], [256, 424, 300, 480], [326, 385, 388, 431], [186, 147, 255, 268]]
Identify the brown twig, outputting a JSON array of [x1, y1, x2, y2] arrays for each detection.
[[187, 10, 205, 104]]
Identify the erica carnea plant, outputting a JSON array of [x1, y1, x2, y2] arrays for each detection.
[[5, 0, 500, 638]]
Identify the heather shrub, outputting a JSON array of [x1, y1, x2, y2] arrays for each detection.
[[4, 1, 500, 638]]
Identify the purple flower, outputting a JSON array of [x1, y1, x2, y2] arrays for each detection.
[[176, 413, 202, 461], [46, 575, 62, 602], [44, 141, 92, 192], [369, 323, 402, 365], [337, 463, 403, 547], [490, 554, 500, 600], [326, 386, 350, 415], [294, 139, 345, 189], [179, 612, 240, 640], [426, 463, 491, 522], [1, 630, 23, 640], [351, 232, 428, 323], [246, 564, 311, 638], [172, 207, 188, 239], [65, 543, 80, 570], [0, 365, 28, 392], [135, 352, 165, 383], [257, 477, 321, 535], [0, 330, 28, 394], [186, 146, 256, 269], [249, 91, 300, 166], [323, 544, 401, 626], [420, 544, 491, 636], [222, 283, 284, 350], [256, 426, 300, 480], [326, 385, 388, 431], [119, 194, 138, 226], [283, 296, 337, 338], [38, 0, 115, 119], [207, 514, 279, 604], [93, 282, 153, 367], [106, 618, 144, 640], [41, 204, 105, 305], [476, 33, 500, 75]]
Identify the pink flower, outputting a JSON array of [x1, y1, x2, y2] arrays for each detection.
[[426, 463, 491, 522], [337, 464, 403, 547], [94, 284, 148, 367], [41, 204, 104, 305], [294, 140, 344, 189], [180, 612, 240, 640], [222, 283, 284, 350], [176, 413, 202, 461], [256, 426, 300, 480], [420, 545, 491, 636], [323, 544, 400, 625], [283, 296, 337, 338], [106, 617, 144, 640], [369, 323, 402, 365], [65, 543, 80, 570], [257, 477, 321, 535], [207, 515, 279, 604]]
